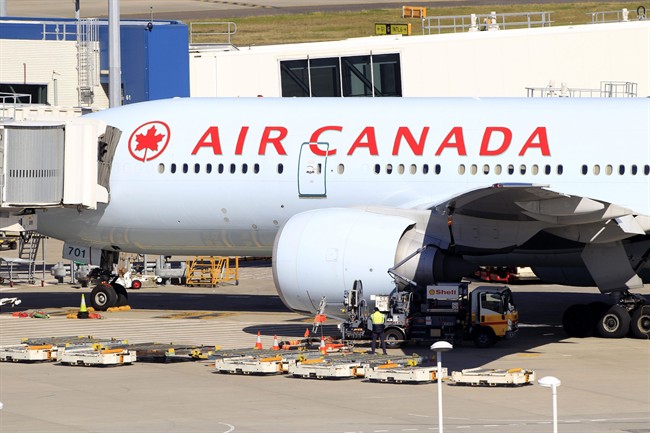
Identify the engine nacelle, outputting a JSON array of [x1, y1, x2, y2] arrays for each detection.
[[272, 208, 477, 315]]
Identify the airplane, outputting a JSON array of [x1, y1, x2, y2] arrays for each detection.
[[33, 96, 650, 339]]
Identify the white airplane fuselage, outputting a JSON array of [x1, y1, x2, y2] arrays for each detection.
[[37, 97, 649, 257]]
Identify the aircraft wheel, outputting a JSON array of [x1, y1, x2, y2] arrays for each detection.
[[630, 306, 650, 339], [90, 283, 117, 311], [596, 305, 630, 338], [114, 284, 129, 307], [562, 304, 593, 338], [473, 327, 496, 348], [384, 328, 405, 349]]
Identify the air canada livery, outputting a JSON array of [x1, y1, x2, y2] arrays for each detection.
[[34, 97, 650, 339]]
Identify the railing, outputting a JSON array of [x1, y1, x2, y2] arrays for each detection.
[[41, 21, 78, 41], [422, 11, 553, 34], [587, 7, 646, 24], [190, 22, 238, 45], [0, 92, 32, 119], [526, 81, 637, 98]]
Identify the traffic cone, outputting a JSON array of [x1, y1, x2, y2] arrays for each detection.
[[77, 294, 89, 319], [319, 337, 326, 355], [272, 335, 279, 351], [254, 331, 263, 350], [304, 328, 310, 338]]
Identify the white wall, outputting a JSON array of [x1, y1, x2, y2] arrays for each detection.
[[190, 21, 650, 98], [0, 39, 108, 109]]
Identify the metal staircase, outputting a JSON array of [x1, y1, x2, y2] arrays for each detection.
[[18, 232, 45, 283]]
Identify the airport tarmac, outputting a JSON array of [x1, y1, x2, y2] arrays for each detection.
[[1, 264, 649, 433]]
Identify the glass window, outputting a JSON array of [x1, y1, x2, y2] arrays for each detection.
[[519, 164, 526, 175], [242, 163, 248, 174], [386, 164, 393, 174], [218, 164, 224, 174], [171, 163, 177, 174], [230, 163, 236, 174], [254, 163, 260, 174], [581, 165, 588, 175], [458, 164, 466, 175], [374, 164, 381, 174], [310, 58, 341, 97], [605, 165, 613, 175], [342, 55, 373, 97], [532, 164, 539, 175], [507, 164, 514, 175], [495, 164, 502, 175], [277, 163, 284, 174], [280, 60, 309, 97], [182, 163, 188, 174], [397, 164, 405, 174], [194, 163, 200, 174], [545, 164, 551, 175], [470, 164, 478, 175], [619, 165, 625, 175], [631, 165, 637, 175], [158, 164, 165, 174], [372, 54, 402, 96], [337, 164, 345, 174], [422, 164, 429, 174], [435, 164, 441, 175], [206, 163, 212, 174], [557, 165, 564, 175], [593, 165, 600, 175]]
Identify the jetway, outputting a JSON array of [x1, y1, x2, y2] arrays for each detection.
[[0, 116, 114, 212]]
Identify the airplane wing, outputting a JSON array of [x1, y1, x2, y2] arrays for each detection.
[[429, 183, 648, 292]]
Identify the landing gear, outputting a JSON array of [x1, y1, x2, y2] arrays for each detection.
[[90, 282, 117, 311], [562, 291, 647, 339]]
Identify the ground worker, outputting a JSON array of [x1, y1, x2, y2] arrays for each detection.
[[369, 307, 387, 355]]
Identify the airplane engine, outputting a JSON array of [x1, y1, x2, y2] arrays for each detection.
[[272, 208, 476, 314]]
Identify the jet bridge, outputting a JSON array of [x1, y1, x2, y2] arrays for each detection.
[[0, 117, 115, 213]]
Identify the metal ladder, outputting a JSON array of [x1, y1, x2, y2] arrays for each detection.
[[18, 232, 44, 283]]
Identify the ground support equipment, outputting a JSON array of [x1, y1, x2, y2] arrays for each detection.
[[450, 368, 535, 386], [59, 346, 136, 366], [0, 344, 58, 362], [213, 348, 323, 375], [365, 366, 448, 384], [287, 352, 425, 380]]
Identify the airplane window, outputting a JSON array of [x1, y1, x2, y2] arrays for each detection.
[[531, 164, 539, 175], [645, 165, 650, 175], [422, 164, 429, 174], [495, 164, 502, 175], [171, 163, 177, 174], [557, 165, 564, 175], [254, 163, 260, 174], [242, 163, 248, 174], [545, 165, 551, 175], [386, 164, 393, 174], [470, 164, 477, 175], [158, 164, 165, 174], [374, 164, 380, 174], [337, 164, 345, 174], [619, 165, 625, 175], [194, 163, 200, 174], [458, 164, 466, 175], [398, 164, 405, 175], [483, 164, 489, 175], [581, 165, 588, 175], [519, 164, 526, 175], [277, 163, 284, 174], [507, 164, 514, 175], [605, 165, 613, 175], [230, 163, 236, 174], [631, 165, 638, 175], [593, 165, 600, 175], [218, 163, 224, 174], [206, 163, 212, 174], [182, 163, 188, 174], [409, 164, 417, 174], [317, 163, 322, 174], [435, 164, 441, 175]]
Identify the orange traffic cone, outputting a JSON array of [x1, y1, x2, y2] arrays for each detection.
[[254, 331, 263, 350], [77, 294, 89, 319], [304, 328, 310, 338], [272, 335, 280, 351], [319, 337, 326, 354]]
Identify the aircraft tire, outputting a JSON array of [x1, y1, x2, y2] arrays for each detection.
[[630, 306, 650, 339], [114, 284, 129, 307], [562, 304, 593, 338], [472, 327, 496, 348], [384, 328, 405, 349], [596, 305, 630, 338], [90, 283, 117, 311]]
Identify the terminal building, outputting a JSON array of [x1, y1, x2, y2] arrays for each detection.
[[0, 9, 648, 112]]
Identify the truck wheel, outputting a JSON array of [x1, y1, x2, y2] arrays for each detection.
[[630, 306, 650, 339], [114, 284, 129, 307], [384, 328, 405, 349], [473, 327, 496, 348], [596, 305, 630, 338], [562, 304, 593, 338], [90, 283, 117, 311]]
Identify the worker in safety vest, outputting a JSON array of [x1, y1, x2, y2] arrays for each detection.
[[369, 307, 387, 355]]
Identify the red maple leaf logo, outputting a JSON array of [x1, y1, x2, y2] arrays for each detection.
[[135, 126, 165, 153]]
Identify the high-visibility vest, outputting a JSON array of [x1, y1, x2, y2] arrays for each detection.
[[371, 310, 385, 325]]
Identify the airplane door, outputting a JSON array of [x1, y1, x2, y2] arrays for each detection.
[[298, 142, 328, 197]]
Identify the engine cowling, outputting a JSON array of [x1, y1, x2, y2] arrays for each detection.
[[272, 208, 477, 315]]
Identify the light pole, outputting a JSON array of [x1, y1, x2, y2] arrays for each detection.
[[431, 341, 453, 433], [538, 376, 561, 433]]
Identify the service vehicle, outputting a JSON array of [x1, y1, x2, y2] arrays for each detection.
[[339, 281, 518, 348]]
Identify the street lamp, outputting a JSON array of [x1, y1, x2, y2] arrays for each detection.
[[538, 376, 561, 433], [431, 341, 453, 433]]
